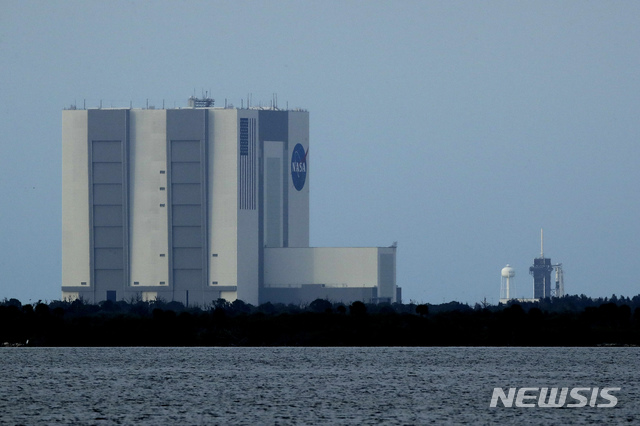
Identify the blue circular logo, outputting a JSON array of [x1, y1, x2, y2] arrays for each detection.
[[291, 143, 307, 191]]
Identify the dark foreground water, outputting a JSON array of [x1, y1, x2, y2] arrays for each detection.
[[0, 347, 638, 424]]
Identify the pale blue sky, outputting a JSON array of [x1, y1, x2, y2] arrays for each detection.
[[1, 0, 639, 304]]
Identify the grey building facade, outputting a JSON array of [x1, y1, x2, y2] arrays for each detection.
[[62, 101, 398, 306]]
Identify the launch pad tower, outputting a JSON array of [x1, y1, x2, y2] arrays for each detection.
[[529, 229, 554, 299]]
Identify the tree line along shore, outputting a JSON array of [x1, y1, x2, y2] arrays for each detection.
[[1, 294, 639, 347]]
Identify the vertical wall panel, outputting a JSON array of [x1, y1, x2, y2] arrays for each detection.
[[266, 157, 282, 247], [236, 110, 260, 304], [207, 110, 241, 297], [378, 252, 395, 301], [62, 110, 90, 288], [239, 117, 257, 210], [259, 111, 288, 249], [167, 110, 207, 299], [263, 142, 284, 248], [129, 110, 169, 287], [286, 111, 310, 248], [88, 109, 129, 301]]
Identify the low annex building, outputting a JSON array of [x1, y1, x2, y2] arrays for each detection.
[[62, 97, 399, 306]]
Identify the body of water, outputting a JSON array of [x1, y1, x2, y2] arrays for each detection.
[[0, 347, 637, 424]]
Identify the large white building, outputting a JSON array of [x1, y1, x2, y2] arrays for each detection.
[[62, 98, 399, 306]]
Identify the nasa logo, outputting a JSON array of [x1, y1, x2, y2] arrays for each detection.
[[291, 143, 308, 191]]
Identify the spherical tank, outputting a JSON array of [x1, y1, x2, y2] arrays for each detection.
[[501, 265, 515, 278]]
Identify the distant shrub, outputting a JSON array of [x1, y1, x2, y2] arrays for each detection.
[[309, 299, 332, 313], [349, 301, 367, 316]]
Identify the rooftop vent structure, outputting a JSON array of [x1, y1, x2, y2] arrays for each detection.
[[188, 96, 215, 108]]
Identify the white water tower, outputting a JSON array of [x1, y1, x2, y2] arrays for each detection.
[[500, 265, 515, 303]]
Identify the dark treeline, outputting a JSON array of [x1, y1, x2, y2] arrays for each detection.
[[1, 294, 640, 347]]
